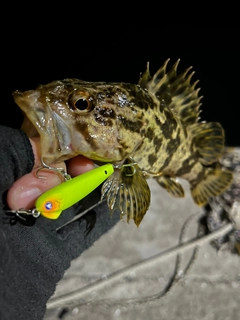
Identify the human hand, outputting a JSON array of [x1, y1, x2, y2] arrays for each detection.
[[7, 137, 94, 210]]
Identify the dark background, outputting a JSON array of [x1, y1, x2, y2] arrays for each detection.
[[2, 26, 239, 146]]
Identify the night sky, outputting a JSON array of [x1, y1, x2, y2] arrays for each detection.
[[2, 26, 239, 146]]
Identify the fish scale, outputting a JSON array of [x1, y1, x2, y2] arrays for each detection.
[[13, 60, 233, 226]]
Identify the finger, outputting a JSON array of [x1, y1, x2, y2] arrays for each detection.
[[7, 163, 66, 210], [7, 135, 94, 210], [66, 155, 94, 177]]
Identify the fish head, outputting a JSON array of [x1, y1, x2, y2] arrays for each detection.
[[13, 79, 144, 164]]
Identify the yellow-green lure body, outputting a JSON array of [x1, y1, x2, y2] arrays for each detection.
[[35, 164, 114, 219]]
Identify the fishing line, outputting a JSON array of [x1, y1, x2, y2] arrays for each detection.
[[47, 222, 233, 310], [55, 212, 203, 309]]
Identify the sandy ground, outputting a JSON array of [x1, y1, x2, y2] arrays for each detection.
[[44, 178, 240, 320]]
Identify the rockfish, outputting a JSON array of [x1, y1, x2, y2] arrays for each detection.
[[13, 59, 233, 226]]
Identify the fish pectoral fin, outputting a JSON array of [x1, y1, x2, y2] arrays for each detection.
[[101, 161, 151, 227], [190, 122, 224, 165], [155, 176, 185, 198], [191, 168, 233, 206]]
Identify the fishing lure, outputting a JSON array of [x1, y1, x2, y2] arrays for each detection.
[[8, 164, 114, 220]]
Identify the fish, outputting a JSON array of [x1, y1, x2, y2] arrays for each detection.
[[13, 59, 233, 226]]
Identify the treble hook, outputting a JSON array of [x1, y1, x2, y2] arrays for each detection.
[[36, 157, 72, 181], [5, 208, 41, 220], [113, 157, 137, 177]]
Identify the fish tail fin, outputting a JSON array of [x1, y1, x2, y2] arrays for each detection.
[[191, 167, 233, 206], [190, 121, 225, 165]]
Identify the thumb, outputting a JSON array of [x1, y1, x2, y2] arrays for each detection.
[[7, 137, 94, 210], [7, 164, 66, 210], [7, 136, 68, 210]]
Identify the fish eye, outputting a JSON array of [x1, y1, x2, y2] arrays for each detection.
[[75, 98, 89, 111], [68, 91, 93, 112]]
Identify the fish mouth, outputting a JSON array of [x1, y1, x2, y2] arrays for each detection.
[[13, 90, 73, 164], [13, 90, 45, 134]]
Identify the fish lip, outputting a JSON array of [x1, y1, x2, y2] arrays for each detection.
[[13, 89, 49, 130], [13, 89, 73, 164], [13, 89, 37, 102]]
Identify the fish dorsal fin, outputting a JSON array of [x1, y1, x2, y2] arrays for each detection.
[[138, 59, 202, 126], [138, 61, 152, 89]]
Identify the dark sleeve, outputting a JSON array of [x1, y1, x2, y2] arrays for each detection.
[[0, 125, 118, 320]]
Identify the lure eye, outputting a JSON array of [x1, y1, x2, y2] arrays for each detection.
[[45, 202, 53, 210], [68, 91, 93, 112]]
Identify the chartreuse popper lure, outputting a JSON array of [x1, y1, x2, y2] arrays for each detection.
[[8, 164, 114, 220]]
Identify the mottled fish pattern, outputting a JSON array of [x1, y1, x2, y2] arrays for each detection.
[[13, 59, 233, 226]]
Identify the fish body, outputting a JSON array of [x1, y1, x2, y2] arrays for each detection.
[[13, 60, 233, 226]]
